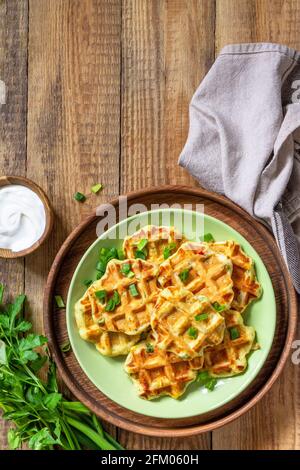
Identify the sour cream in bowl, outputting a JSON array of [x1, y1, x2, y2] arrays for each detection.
[[0, 176, 53, 258]]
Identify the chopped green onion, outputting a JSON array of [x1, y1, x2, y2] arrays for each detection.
[[55, 295, 65, 308], [201, 233, 215, 243], [105, 299, 116, 312], [120, 263, 131, 275], [137, 239, 148, 251], [95, 290, 107, 303], [74, 192, 86, 202], [205, 378, 217, 391], [98, 318, 105, 325], [197, 371, 217, 391], [91, 183, 103, 194], [60, 341, 71, 353], [212, 302, 226, 312], [179, 268, 190, 283], [127, 271, 135, 278], [197, 371, 210, 382], [100, 247, 109, 256], [145, 343, 154, 353], [230, 327, 240, 340], [187, 327, 198, 339], [112, 290, 121, 305], [163, 242, 177, 260], [135, 250, 147, 260], [96, 260, 106, 272], [129, 284, 139, 297], [195, 313, 208, 322], [117, 249, 125, 260], [96, 272, 103, 280], [83, 279, 93, 288]]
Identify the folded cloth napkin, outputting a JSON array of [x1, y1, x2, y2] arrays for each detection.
[[179, 43, 300, 293]]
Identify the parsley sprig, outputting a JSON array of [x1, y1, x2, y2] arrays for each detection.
[[0, 284, 123, 450]]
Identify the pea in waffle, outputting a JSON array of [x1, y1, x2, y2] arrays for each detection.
[[209, 240, 262, 312], [124, 337, 204, 399], [158, 241, 234, 308], [88, 259, 160, 336], [75, 289, 140, 356], [203, 309, 256, 377], [123, 225, 185, 265], [151, 287, 225, 359]]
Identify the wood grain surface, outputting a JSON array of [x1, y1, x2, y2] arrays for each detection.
[[0, 0, 299, 450]]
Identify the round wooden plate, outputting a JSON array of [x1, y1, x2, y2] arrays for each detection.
[[43, 186, 297, 437]]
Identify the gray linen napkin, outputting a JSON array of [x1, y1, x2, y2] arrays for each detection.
[[179, 43, 300, 293]]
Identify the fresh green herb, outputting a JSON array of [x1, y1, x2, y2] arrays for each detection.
[[91, 183, 103, 194], [74, 192, 86, 202], [0, 284, 123, 450], [129, 284, 139, 297], [95, 290, 107, 303], [187, 327, 198, 339], [96, 247, 121, 279], [229, 327, 240, 340], [179, 268, 190, 283], [197, 371, 217, 391], [60, 341, 71, 353], [120, 263, 135, 278], [105, 299, 115, 312], [145, 343, 154, 353], [83, 279, 93, 288], [135, 250, 147, 260], [137, 239, 148, 251], [200, 233, 215, 243], [195, 313, 209, 322], [163, 242, 177, 259], [112, 290, 121, 306], [212, 302, 226, 312], [54, 295, 65, 309]]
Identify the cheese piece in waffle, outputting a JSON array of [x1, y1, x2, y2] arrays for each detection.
[[75, 289, 140, 357], [203, 309, 255, 377], [123, 225, 184, 265], [151, 287, 225, 359], [209, 240, 262, 312], [124, 337, 203, 399], [89, 259, 160, 336], [158, 241, 234, 308]]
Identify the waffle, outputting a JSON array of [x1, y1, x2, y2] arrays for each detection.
[[88, 259, 160, 335], [158, 242, 234, 308], [151, 287, 225, 358], [75, 289, 140, 356], [123, 225, 184, 265], [203, 309, 256, 377], [209, 241, 262, 312], [124, 337, 204, 399]]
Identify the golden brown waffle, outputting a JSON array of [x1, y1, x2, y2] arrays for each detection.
[[158, 242, 234, 308], [203, 309, 255, 377], [123, 225, 185, 265], [75, 289, 140, 356], [151, 287, 225, 358], [209, 240, 262, 312], [124, 337, 204, 399], [89, 259, 160, 335]]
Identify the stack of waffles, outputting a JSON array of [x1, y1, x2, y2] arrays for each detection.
[[75, 225, 261, 400]]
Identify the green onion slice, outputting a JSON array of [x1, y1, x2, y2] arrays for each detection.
[[187, 326, 198, 339], [74, 192, 86, 202], [55, 295, 65, 308], [212, 302, 226, 312], [230, 327, 240, 340], [95, 290, 107, 303], [129, 284, 139, 297], [91, 183, 103, 194], [194, 313, 208, 322], [201, 233, 215, 243], [145, 343, 154, 353], [135, 250, 147, 260], [179, 268, 190, 282]]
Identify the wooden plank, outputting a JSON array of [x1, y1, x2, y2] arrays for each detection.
[[0, 0, 28, 450], [119, 0, 215, 449], [213, 0, 300, 450], [26, 0, 121, 441]]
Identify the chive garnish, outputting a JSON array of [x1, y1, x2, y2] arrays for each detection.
[[60, 341, 71, 353], [230, 327, 240, 340], [91, 183, 103, 194], [55, 295, 65, 308], [135, 250, 147, 260], [187, 327, 198, 339], [201, 233, 215, 243], [146, 343, 154, 353], [105, 299, 116, 312], [137, 239, 148, 251], [197, 371, 217, 391], [74, 192, 86, 202], [83, 279, 93, 288], [112, 290, 121, 306], [212, 302, 226, 312], [95, 290, 107, 303], [117, 249, 125, 260], [179, 268, 190, 283], [120, 263, 131, 275], [195, 313, 208, 322], [129, 284, 139, 297], [163, 242, 177, 260]]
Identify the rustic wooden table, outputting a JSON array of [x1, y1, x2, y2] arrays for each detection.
[[0, 0, 299, 450]]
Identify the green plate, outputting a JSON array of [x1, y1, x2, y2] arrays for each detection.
[[66, 209, 276, 419]]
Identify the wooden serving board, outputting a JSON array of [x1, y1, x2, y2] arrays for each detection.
[[43, 186, 297, 437]]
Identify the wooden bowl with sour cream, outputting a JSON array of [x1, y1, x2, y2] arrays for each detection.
[[0, 176, 53, 259]]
